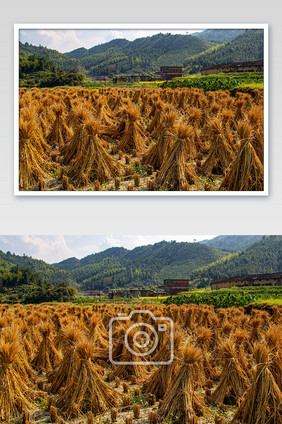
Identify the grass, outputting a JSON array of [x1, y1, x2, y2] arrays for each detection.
[[253, 298, 282, 305], [139, 296, 169, 300], [163, 286, 282, 308], [240, 82, 264, 89], [161, 72, 264, 91], [70, 286, 282, 309], [80, 72, 264, 91]]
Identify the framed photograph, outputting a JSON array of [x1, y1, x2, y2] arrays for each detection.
[[0, 233, 281, 422], [14, 23, 268, 196]]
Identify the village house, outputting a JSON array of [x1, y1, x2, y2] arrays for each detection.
[[201, 60, 263, 75], [211, 272, 282, 290], [108, 288, 155, 299], [159, 66, 183, 80], [157, 279, 190, 295]]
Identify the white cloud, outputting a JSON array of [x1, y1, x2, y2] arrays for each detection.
[[19, 235, 74, 263], [37, 30, 83, 52], [19, 28, 204, 53], [0, 235, 217, 264]]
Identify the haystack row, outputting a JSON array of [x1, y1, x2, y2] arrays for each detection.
[[19, 86, 264, 192], [0, 302, 280, 423]]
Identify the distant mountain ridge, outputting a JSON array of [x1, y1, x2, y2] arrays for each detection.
[[0, 250, 76, 287], [193, 29, 246, 43], [1, 236, 278, 294], [184, 29, 264, 74], [19, 28, 263, 77], [201, 235, 264, 251], [20, 33, 216, 76], [191, 236, 282, 288], [53, 241, 229, 290]]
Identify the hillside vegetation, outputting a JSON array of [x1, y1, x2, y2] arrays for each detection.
[[201, 235, 264, 251], [0, 236, 279, 294], [64, 33, 217, 76], [54, 241, 229, 290], [0, 250, 76, 286], [19, 29, 264, 80], [19, 53, 86, 88], [0, 265, 76, 303], [164, 286, 282, 308], [20, 34, 216, 77], [193, 28, 246, 42], [184, 29, 264, 74], [190, 236, 282, 288]]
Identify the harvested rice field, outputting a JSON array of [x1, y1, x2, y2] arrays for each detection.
[[18, 86, 264, 192], [0, 302, 281, 423]]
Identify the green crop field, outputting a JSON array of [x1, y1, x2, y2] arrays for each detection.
[[160, 72, 263, 91], [163, 286, 282, 308]]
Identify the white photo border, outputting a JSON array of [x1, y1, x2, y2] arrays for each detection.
[[14, 23, 269, 197]]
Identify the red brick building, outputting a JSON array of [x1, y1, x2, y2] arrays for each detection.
[[158, 279, 190, 295], [159, 66, 183, 80], [201, 60, 263, 75], [211, 272, 282, 290]]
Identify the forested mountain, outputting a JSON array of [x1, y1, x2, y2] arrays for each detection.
[[184, 29, 264, 74], [191, 236, 282, 288], [65, 39, 131, 59], [19, 29, 263, 79], [19, 49, 86, 87], [0, 236, 279, 295], [0, 265, 76, 304], [193, 29, 246, 43], [0, 250, 76, 286], [201, 235, 264, 252], [65, 33, 218, 76], [53, 241, 228, 290], [19, 42, 82, 71], [19, 33, 217, 77]]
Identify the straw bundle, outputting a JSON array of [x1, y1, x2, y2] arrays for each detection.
[[220, 121, 263, 191], [118, 107, 149, 154], [31, 323, 61, 373], [56, 339, 118, 418], [155, 124, 198, 190], [210, 339, 247, 405], [201, 118, 234, 175], [0, 340, 43, 421], [19, 118, 55, 190], [68, 119, 123, 187], [46, 104, 72, 148], [232, 343, 282, 424], [158, 344, 206, 423], [143, 112, 178, 169]]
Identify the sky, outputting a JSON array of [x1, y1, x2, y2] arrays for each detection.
[[0, 235, 217, 264], [19, 28, 204, 53]]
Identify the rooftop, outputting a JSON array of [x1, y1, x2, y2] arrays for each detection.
[[212, 271, 282, 284], [202, 60, 263, 71]]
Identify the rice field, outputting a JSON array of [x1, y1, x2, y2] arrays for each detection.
[[18, 86, 264, 192], [0, 302, 281, 423]]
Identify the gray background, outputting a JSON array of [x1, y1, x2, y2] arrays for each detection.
[[1, 0, 280, 236]]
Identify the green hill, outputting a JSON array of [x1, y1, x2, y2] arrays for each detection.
[[19, 42, 83, 72], [69, 33, 218, 76], [200, 235, 264, 252], [190, 236, 282, 288], [1, 236, 279, 295], [193, 29, 246, 43], [0, 265, 76, 304], [184, 29, 264, 74], [19, 29, 264, 79], [0, 250, 76, 287], [20, 33, 218, 77], [54, 241, 229, 290]]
